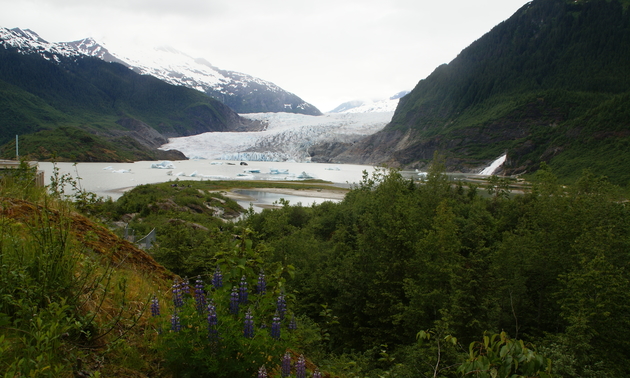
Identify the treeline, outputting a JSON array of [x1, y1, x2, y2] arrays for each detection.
[[237, 165, 630, 377]]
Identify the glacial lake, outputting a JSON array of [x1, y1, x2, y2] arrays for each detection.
[[36, 159, 495, 211], [36, 160, 382, 207]]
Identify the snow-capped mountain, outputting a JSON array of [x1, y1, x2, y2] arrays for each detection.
[[0, 27, 321, 115], [67, 38, 321, 115], [328, 91, 409, 114], [160, 110, 394, 162], [335, 98, 400, 114], [0, 28, 81, 62]]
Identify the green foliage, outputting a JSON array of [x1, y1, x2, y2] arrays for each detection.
[[2, 126, 164, 162], [238, 162, 630, 376], [387, 0, 630, 184], [458, 332, 553, 378], [0, 163, 145, 377], [153, 273, 322, 378], [0, 48, 241, 160], [12, 154, 626, 376]]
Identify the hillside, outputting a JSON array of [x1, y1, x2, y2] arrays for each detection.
[[0, 28, 261, 161], [66, 39, 322, 116], [332, 0, 630, 185]]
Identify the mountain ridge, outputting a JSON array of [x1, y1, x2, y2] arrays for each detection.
[[0, 27, 262, 161], [65, 36, 322, 115], [322, 0, 630, 185]]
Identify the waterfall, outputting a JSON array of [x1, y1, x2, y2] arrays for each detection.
[[479, 154, 507, 175]]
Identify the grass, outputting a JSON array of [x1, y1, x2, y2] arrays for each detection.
[[0, 163, 174, 377]]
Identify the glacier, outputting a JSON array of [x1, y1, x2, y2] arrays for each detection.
[[159, 108, 396, 162]]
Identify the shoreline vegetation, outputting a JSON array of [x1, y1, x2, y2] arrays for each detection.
[[2, 159, 629, 377]]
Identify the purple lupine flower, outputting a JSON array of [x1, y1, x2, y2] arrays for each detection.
[[244, 308, 255, 339], [313, 368, 322, 378], [150, 295, 160, 317], [194, 276, 207, 313], [207, 303, 219, 341], [257, 365, 268, 378], [212, 266, 223, 289], [276, 292, 287, 320], [257, 270, 267, 294], [181, 277, 190, 296], [239, 275, 249, 305], [172, 280, 184, 308], [230, 286, 239, 314], [271, 312, 281, 340], [296, 355, 306, 378], [281, 351, 292, 377], [289, 314, 297, 330], [171, 310, 181, 332]]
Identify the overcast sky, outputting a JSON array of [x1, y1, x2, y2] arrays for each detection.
[[1, 0, 530, 112]]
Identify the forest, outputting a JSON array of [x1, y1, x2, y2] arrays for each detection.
[[1, 157, 630, 377], [380, 0, 630, 184]]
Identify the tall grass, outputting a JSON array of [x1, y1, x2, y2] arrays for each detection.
[[0, 162, 164, 377]]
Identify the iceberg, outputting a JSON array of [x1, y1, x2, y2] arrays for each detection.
[[269, 168, 289, 174], [297, 171, 315, 179], [151, 161, 175, 169]]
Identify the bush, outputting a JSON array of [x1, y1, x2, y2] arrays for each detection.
[[152, 271, 324, 378]]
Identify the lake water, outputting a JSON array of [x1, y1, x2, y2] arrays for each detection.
[[231, 189, 343, 212], [36, 160, 381, 203]]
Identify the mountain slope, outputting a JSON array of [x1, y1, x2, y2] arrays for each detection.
[[0, 27, 259, 161], [335, 0, 630, 185], [66, 38, 322, 115]]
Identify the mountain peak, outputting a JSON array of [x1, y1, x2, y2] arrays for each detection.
[[62, 37, 127, 66], [1, 27, 80, 61], [9, 28, 47, 43], [1, 27, 320, 115]]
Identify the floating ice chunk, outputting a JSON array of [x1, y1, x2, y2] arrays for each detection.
[[189, 170, 198, 177], [297, 171, 315, 179], [103, 166, 113, 170], [151, 161, 175, 169], [175, 172, 185, 176], [112, 169, 131, 173], [270, 168, 289, 174]]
